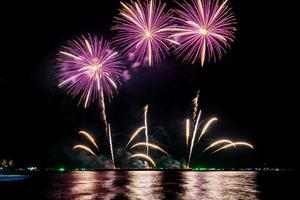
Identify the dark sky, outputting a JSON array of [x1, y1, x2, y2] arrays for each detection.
[[0, 0, 295, 168]]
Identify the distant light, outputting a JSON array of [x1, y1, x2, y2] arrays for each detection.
[[193, 167, 207, 171], [58, 167, 65, 172], [27, 167, 37, 171]]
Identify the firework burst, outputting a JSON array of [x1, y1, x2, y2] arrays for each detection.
[[73, 145, 97, 157], [212, 142, 254, 154], [74, 131, 100, 157], [172, 0, 236, 66], [79, 131, 100, 151], [74, 128, 117, 168], [131, 142, 168, 155], [112, 0, 175, 66], [126, 126, 146, 148], [57, 35, 124, 131], [185, 92, 253, 168], [129, 153, 156, 167]]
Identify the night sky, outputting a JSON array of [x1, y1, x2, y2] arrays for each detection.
[[0, 1, 295, 168]]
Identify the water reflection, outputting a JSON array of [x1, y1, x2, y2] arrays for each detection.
[[159, 171, 185, 199], [45, 171, 259, 200], [181, 171, 205, 199], [47, 171, 119, 199], [127, 171, 163, 199], [181, 171, 259, 200], [70, 171, 99, 199]]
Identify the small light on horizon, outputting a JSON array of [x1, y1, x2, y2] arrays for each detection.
[[58, 167, 65, 172]]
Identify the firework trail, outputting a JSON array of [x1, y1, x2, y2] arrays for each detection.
[[172, 0, 236, 66], [187, 109, 202, 168], [57, 35, 124, 133], [192, 90, 200, 122], [113, 0, 174, 66], [197, 117, 218, 143], [73, 144, 97, 157], [126, 126, 146, 148], [108, 124, 116, 169], [144, 105, 149, 155], [78, 131, 99, 151], [99, 88, 108, 134], [185, 119, 190, 148], [212, 142, 254, 154], [129, 153, 156, 167], [131, 142, 168, 155], [202, 139, 234, 152]]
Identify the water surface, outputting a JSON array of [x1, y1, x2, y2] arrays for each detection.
[[0, 171, 295, 199]]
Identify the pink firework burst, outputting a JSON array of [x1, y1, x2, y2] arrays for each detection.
[[57, 35, 124, 108], [112, 0, 175, 66], [173, 0, 236, 66]]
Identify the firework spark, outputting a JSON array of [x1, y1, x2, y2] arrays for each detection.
[[202, 139, 234, 152], [73, 144, 97, 157], [78, 131, 99, 151], [131, 142, 168, 155], [172, 0, 236, 66], [185, 119, 190, 147], [57, 35, 124, 132], [108, 124, 116, 169], [126, 126, 146, 148], [192, 90, 200, 122], [129, 153, 156, 167], [212, 142, 254, 154], [113, 0, 174, 66], [144, 105, 149, 155], [197, 117, 218, 143], [187, 109, 202, 168]]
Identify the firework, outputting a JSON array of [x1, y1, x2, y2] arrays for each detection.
[[144, 105, 149, 155], [78, 131, 99, 151], [57, 35, 124, 132], [202, 139, 234, 152], [108, 124, 116, 169], [73, 144, 97, 157], [129, 153, 156, 167], [184, 92, 254, 168], [192, 90, 200, 122], [126, 126, 146, 147], [172, 0, 236, 66], [131, 142, 168, 155], [212, 142, 254, 154], [197, 117, 217, 143], [113, 0, 174, 66], [187, 109, 202, 168], [185, 119, 190, 147]]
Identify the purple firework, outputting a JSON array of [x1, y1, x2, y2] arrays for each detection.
[[57, 35, 124, 108], [112, 0, 175, 66], [173, 0, 236, 66]]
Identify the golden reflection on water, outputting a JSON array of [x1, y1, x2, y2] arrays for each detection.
[[181, 171, 204, 199], [182, 171, 259, 200], [48, 171, 259, 200], [127, 171, 163, 200], [70, 171, 117, 200]]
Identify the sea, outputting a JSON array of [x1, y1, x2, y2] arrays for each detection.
[[0, 171, 296, 199]]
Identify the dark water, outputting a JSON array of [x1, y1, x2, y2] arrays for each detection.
[[0, 171, 295, 199]]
